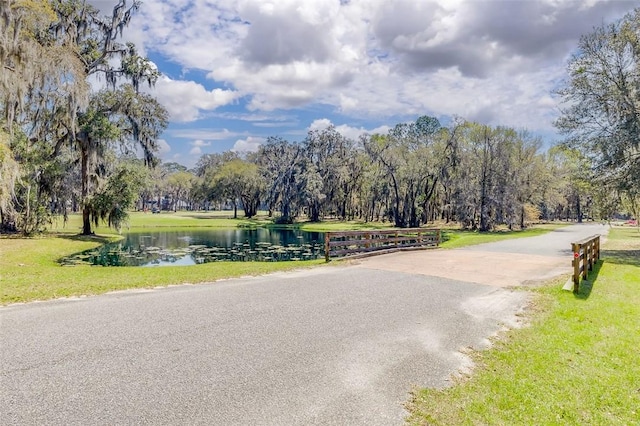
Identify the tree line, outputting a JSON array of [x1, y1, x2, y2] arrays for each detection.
[[135, 118, 602, 232], [1, 1, 638, 235]]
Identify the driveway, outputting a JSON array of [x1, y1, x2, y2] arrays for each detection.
[[352, 223, 608, 287], [0, 224, 607, 425]]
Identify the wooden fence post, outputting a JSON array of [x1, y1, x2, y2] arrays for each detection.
[[570, 235, 601, 293], [572, 242, 580, 293], [325, 232, 330, 262]]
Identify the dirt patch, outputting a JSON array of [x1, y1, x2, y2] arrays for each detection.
[[349, 248, 570, 287]]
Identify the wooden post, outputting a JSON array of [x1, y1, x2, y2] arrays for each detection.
[[325, 232, 330, 262], [572, 242, 580, 293], [582, 242, 588, 281]]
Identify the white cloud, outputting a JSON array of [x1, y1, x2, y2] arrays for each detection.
[[150, 77, 240, 122], [308, 118, 391, 141], [170, 129, 238, 140], [308, 119, 333, 132], [191, 140, 211, 148], [232, 136, 265, 153], [157, 139, 171, 155], [114, 0, 635, 144], [188, 139, 211, 155]]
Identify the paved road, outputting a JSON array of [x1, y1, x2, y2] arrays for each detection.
[[0, 224, 607, 425]]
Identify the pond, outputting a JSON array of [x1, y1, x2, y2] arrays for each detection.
[[61, 229, 325, 267]]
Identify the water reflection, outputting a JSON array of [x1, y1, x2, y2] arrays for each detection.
[[61, 229, 325, 266]]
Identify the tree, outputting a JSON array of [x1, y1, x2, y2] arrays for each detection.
[[302, 125, 352, 222], [2, 0, 167, 235], [555, 9, 640, 195], [213, 159, 263, 218], [90, 159, 150, 233], [166, 170, 194, 211], [72, 85, 168, 233], [257, 137, 304, 223], [364, 116, 441, 227], [0, 131, 20, 231], [548, 146, 595, 222], [1, 0, 60, 131]]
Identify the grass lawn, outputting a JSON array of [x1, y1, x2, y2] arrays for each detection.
[[48, 210, 396, 235], [440, 223, 568, 249], [407, 226, 640, 425]]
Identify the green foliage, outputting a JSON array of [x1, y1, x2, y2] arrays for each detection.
[[257, 137, 305, 222], [1, 0, 167, 236], [213, 159, 263, 218], [90, 161, 149, 232], [364, 116, 443, 228], [302, 125, 354, 222], [0, 132, 20, 229], [555, 8, 640, 195]]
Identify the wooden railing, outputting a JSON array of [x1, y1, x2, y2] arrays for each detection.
[[324, 228, 441, 262], [571, 235, 601, 293]]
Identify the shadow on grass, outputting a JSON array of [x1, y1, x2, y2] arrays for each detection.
[[181, 213, 239, 220], [55, 233, 119, 245], [572, 245, 639, 300], [574, 260, 603, 300], [602, 250, 640, 267]]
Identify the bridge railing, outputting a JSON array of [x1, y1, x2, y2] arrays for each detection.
[[324, 228, 441, 262], [571, 235, 601, 293]]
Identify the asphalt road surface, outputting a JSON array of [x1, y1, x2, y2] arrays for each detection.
[[0, 223, 607, 425]]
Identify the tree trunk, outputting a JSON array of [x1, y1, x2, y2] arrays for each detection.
[[310, 201, 320, 222], [81, 143, 92, 235], [576, 194, 583, 223], [390, 174, 404, 227], [479, 130, 491, 232]]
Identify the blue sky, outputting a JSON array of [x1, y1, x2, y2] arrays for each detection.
[[89, 0, 638, 168]]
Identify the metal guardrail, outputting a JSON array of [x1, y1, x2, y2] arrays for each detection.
[[571, 235, 601, 293], [324, 228, 441, 262]]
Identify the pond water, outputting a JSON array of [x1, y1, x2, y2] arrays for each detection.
[[61, 229, 325, 267]]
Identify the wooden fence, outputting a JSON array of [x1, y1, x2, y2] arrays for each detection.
[[324, 228, 441, 261], [571, 235, 601, 293]]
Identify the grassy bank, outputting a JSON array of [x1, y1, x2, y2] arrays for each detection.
[[407, 226, 640, 425]]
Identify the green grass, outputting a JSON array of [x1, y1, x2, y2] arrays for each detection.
[[49, 211, 259, 234], [48, 211, 393, 234], [440, 223, 568, 249], [407, 226, 640, 425]]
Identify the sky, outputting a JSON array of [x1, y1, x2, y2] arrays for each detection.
[[88, 0, 638, 168]]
